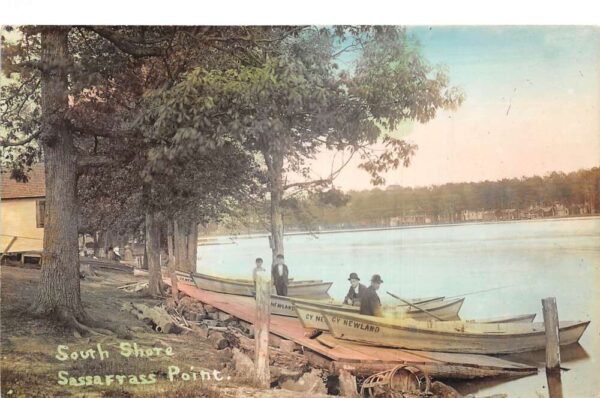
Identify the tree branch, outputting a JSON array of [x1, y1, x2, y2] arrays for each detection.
[[0, 131, 41, 147], [283, 148, 356, 190], [86, 27, 169, 58], [77, 155, 112, 171]]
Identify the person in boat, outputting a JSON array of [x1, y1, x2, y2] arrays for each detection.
[[252, 257, 265, 285], [343, 272, 367, 306], [359, 274, 383, 317], [271, 254, 289, 296]]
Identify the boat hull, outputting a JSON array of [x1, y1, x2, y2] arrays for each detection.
[[191, 272, 332, 298], [293, 297, 464, 331], [395, 298, 465, 321], [270, 295, 298, 317], [320, 308, 590, 354]]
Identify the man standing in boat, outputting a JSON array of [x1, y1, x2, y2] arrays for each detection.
[[271, 254, 289, 296], [343, 272, 367, 306], [360, 274, 383, 317]]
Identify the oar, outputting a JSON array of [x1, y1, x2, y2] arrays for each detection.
[[445, 285, 517, 300], [387, 291, 445, 321]]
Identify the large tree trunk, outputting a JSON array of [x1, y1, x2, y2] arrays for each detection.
[[266, 150, 285, 264], [174, 218, 190, 272], [187, 222, 198, 273], [30, 27, 87, 323], [145, 212, 164, 296]]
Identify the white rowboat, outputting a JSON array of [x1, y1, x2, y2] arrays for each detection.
[[319, 307, 589, 354], [191, 272, 332, 298], [292, 297, 464, 330]]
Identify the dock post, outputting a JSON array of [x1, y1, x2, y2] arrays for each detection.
[[254, 269, 271, 388], [542, 297, 563, 398]]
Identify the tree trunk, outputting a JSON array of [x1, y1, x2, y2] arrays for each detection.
[[142, 244, 148, 270], [266, 150, 285, 265], [167, 219, 179, 301], [97, 230, 107, 258], [174, 218, 190, 272], [187, 222, 198, 273], [92, 231, 99, 257], [30, 27, 88, 323], [145, 212, 164, 296]]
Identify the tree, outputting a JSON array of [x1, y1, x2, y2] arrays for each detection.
[[1, 25, 292, 326], [150, 27, 463, 263]]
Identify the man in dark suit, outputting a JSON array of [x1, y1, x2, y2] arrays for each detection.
[[343, 272, 367, 306], [359, 274, 383, 317], [271, 254, 289, 296]]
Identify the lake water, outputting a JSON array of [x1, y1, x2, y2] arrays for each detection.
[[196, 216, 600, 397]]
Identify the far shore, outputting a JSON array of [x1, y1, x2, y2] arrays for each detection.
[[200, 214, 600, 242]]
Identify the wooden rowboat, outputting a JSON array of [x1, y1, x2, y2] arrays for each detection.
[[190, 272, 332, 298], [394, 297, 465, 321], [319, 307, 590, 354], [292, 297, 464, 330], [271, 295, 445, 318]]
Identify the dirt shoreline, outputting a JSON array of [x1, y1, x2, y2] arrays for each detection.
[[1, 265, 504, 398], [0, 266, 320, 397]]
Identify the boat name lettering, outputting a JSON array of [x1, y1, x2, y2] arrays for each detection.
[[342, 319, 380, 333]]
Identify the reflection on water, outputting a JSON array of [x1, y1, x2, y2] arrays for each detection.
[[546, 370, 564, 398], [198, 217, 600, 397]]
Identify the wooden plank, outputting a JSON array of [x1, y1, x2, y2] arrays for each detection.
[[316, 333, 536, 371], [254, 269, 270, 387], [0, 236, 18, 262], [80, 257, 134, 273]]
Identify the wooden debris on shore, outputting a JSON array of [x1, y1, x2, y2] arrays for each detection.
[[117, 281, 148, 292], [121, 302, 176, 333], [224, 329, 309, 371]]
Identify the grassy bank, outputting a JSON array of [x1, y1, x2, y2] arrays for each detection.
[[0, 266, 268, 397]]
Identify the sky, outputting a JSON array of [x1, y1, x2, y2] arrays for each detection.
[[306, 26, 600, 191]]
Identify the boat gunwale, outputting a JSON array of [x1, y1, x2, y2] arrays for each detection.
[[474, 313, 536, 323], [290, 296, 453, 314], [192, 272, 332, 289]]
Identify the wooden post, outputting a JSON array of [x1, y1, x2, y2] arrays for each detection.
[[542, 297, 561, 371], [254, 268, 271, 388], [542, 297, 563, 398], [0, 236, 18, 263]]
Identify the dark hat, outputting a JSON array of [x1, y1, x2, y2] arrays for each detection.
[[371, 274, 383, 284], [348, 272, 360, 281]]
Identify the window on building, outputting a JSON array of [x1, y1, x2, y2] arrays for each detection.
[[36, 199, 45, 228]]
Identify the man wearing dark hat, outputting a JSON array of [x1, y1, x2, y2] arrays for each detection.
[[271, 254, 289, 296], [343, 272, 367, 306], [359, 274, 384, 317]]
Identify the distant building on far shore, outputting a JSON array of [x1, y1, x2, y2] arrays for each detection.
[[1, 164, 45, 255]]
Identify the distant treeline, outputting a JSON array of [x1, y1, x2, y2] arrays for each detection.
[[285, 167, 600, 229], [210, 167, 599, 236]]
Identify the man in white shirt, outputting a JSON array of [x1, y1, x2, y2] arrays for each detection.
[[343, 272, 367, 306], [252, 257, 264, 284]]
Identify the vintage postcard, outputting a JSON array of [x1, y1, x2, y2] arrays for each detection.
[[0, 9, 599, 398]]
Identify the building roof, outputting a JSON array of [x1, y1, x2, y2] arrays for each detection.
[[1, 164, 46, 200]]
